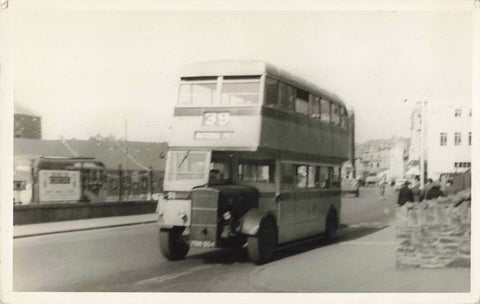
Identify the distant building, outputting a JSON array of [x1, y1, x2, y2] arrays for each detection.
[[14, 103, 42, 139], [408, 104, 471, 181], [425, 105, 471, 180], [354, 137, 409, 181]]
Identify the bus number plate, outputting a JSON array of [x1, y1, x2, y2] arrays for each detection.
[[190, 240, 216, 248], [203, 112, 229, 126]]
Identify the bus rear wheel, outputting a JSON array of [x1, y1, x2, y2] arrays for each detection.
[[159, 227, 189, 261], [325, 211, 338, 243], [247, 217, 277, 264]]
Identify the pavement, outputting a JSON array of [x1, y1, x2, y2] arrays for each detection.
[[13, 213, 159, 238], [13, 213, 471, 293], [249, 226, 471, 293]]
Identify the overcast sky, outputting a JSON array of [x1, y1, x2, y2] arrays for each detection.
[[12, 1, 474, 143]]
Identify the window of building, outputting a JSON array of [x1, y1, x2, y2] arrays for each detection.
[[264, 77, 278, 107], [455, 132, 462, 145], [454, 109, 462, 117], [469, 132, 471, 146], [440, 133, 447, 146], [320, 99, 330, 123], [295, 89, 309, 116], [278, 82, 295, 112]]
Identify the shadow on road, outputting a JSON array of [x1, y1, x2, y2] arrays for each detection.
[[188, 225, 387, 265]]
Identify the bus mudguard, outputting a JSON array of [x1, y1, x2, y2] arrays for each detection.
[[239, 209, 275, 236]]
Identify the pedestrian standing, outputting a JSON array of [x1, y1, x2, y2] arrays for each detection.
[[410, 176, 422, 202], [425, 182, 444, 200], [443, 180, 455, 196], [397, 181, 414, 207], [421, 178, 434, 201]]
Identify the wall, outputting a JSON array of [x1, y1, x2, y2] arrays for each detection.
[[14, 200, 157, 225], [395, 189, 471, 268]]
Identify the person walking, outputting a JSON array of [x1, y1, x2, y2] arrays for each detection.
[[379, 178, 386, 199], [397, 180, 414, 207]]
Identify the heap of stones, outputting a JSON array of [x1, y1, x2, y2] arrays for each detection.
[[395, 189, 471, 269]]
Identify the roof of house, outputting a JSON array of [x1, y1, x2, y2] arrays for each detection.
[[14, 138, 168, 171]]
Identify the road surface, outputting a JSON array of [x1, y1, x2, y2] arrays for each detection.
[[13, 186, 397, 292]]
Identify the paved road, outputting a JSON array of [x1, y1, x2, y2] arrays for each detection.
[[13, 186, 396, 292]]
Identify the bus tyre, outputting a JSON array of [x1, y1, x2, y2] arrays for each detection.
[[159, 227, 189, 261], [325, 211, 338, 243], [247, 217, 277, 264], [355, 189, 359, 197]]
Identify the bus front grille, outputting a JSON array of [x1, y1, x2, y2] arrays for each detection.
[[190, 188, 219, 242]]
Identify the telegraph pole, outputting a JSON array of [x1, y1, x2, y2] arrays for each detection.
[[420, 101, 427, 189]]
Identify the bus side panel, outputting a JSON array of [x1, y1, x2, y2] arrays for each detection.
[[277, 190, 341, 244], [259, 110, 349, 161]]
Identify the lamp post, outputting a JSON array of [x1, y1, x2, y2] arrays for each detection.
[[419, 101, 426, 189], [404, 99, 428, 189]]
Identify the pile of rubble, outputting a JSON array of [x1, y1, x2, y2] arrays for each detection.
[[395, 189, 471, 269]]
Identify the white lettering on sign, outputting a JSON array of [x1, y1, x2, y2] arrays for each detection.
[[39, 170, 81, 202], [203, 112, 230, 126], [194, 131, 233, 140], [190, 240, 216, 248]]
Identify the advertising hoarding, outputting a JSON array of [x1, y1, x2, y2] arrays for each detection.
[[39, 170, 81, 202]]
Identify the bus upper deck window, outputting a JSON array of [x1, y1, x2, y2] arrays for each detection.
[[178, 82, 217, 106], [320, 99, 330, 123], [331, 104, 340, 126], [264, 77, 278, 107], [220, 81, 260, 105], [311, 96, 320, 120], [279, 83, 295, 112], [341, 107, 348, 129], [295, 89, 309, 116]]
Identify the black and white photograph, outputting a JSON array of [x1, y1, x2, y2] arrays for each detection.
[[0, 1, 478, 303]]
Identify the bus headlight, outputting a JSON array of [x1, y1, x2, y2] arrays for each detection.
[[223, 211, 232, 221]]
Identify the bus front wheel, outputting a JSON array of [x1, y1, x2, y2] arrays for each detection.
[[247, 217, 277, 264], [159, 227, 189, 261]]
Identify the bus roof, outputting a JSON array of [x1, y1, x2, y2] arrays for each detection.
[[36, 157, 105, 169], [180, 60, 345, 107]]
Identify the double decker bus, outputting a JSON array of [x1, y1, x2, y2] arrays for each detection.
[[157, 61, 352, 263]]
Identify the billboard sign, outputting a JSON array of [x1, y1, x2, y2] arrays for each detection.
[[39, 170, 81, 202]]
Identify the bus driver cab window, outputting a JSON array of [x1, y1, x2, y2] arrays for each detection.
[[208, 155, 232, 185]]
